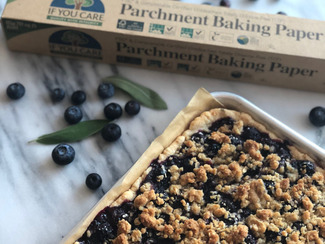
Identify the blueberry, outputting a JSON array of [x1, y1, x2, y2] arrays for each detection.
[[50, 88, 65, 102], [97, 83, 115, 99], [86, 173, 102, 190], [52, 144, 75, 165], [209, 117, 234, 131], [191, 131, 207, 143], [241, 126, 262, 141], [219, 0, 230, 7], [298, 161, 315, 176], [204, 139, 221, 157], [64, 105, 83, 124], [125, 100, 141, 116], [104, 103, 123, 120], [309, 106, 325, 127], [240, 207, 254, 218], [228, 134, 243, 146], [6, 82, 25, 100], [108, 206, 128, 225], [71, 90, 86, 105], [219, 193, 240, 213], [277, 11, 287, 15], [201, 1, 213, 5], [101, 123, 121, 142]]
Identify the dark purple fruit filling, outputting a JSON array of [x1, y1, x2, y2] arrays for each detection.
[[244, 231, 258, 244], [263, 180, 275, 195], [76, 116, 319, 243], [292, 221, 305, 231], [204, 138, 222, 158], [265, 229, 286, 243], [209, 117, 234, 131], [141, 229, 175, 244]]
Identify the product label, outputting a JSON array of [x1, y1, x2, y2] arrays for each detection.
[[115, 40, 319, 79], [119, 2, 325, 43], [47, 0, 105, 26], [49, 30, 103, 59]]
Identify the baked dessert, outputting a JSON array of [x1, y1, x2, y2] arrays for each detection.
[[65, 92, 325, 244]]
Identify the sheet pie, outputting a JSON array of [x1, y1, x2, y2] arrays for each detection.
[[63, 89, 325, 244]]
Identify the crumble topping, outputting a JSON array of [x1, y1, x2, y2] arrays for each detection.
[[75, 109, 325, 244]]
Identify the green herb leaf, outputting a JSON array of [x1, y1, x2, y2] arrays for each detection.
[[7, 0, 16, 3], [30, 120, 110, 145], [102, 75, 168, 110]]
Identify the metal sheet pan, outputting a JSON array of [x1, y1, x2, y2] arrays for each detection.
[[211, 91, 325, 168]]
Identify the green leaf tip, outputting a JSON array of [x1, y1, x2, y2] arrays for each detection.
[[31, 119, 111, 145], [102, 75, 168, 110]]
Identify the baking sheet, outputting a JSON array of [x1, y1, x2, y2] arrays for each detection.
[[62, 88, 325, 243]]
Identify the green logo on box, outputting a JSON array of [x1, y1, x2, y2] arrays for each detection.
[[149, 24, 165, 34], [180, 28, 193, 38], [47, 0, 105, 26]]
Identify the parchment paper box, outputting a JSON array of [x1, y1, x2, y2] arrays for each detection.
[[2, 0, 325, 92]]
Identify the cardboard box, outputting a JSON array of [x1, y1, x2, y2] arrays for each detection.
[[2, 0, 325, 92]]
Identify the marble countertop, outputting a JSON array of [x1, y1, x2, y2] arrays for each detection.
[[1, 0, 325, 243]]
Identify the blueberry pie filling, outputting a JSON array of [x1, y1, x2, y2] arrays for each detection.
[[73, 109, 325, 244]]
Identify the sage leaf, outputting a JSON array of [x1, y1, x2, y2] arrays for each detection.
[[102, 75, 168, 110], [30, 120, 110, 145]]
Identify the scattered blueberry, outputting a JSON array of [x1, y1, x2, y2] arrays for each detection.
[[277, 11, 287, 15], [97, 83, 115, 99], [104, 103, 123, 120], [201, 1, 213, 5], [219, 0, 230, 7], [101, 123, 121, 142], [64, 105, 83, 124], [6, 82, 25, 100], [71, 90, 86, 105], [50, 88, 65, 102], [309, 106, 325, 127], [86, 173, 102, 190], [125, 100, 141, 116], [52, 144, 75, 165]]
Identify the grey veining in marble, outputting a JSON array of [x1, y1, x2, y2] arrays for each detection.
[[0, 0, 325, 243]]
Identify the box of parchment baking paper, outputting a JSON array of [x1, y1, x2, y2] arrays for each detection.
[[1, 0, 325, 92]]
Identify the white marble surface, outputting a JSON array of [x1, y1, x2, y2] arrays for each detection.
[[0, 0, 325, 243]]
